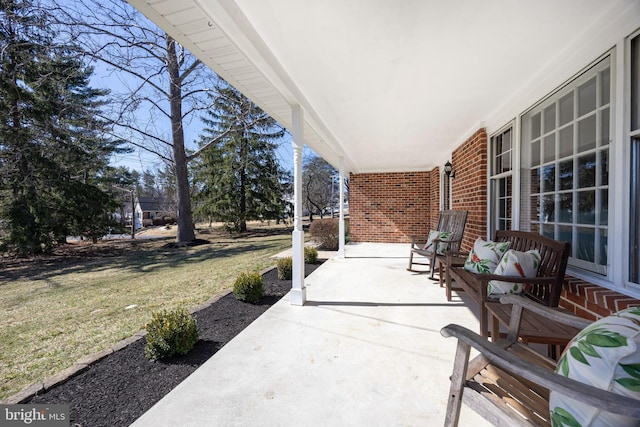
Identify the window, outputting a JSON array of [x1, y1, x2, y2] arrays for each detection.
[[520, 57, 611, 275], [490, 125, 513, 235], [629, 32, 640, 284]]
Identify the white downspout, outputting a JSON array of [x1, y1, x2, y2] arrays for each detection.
[[290, 104, 306, 305], [338, 157, 346, 259]]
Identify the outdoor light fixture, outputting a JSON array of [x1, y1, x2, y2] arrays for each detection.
[[444, 160, 454, 178]]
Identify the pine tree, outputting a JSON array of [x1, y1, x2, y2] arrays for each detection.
[[0, 0, 126, 253], [194, 81, 288, 232]]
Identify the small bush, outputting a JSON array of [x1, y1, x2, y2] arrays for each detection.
[[233, 271, 264, 303], [304, 246, 319, 264], [309, 218, 339, 250], [144, 307, 198, 361], [277, 257, 293, 280]]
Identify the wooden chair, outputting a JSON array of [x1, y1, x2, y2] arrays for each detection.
[[407, 210, 467, 279], [441, 295, 640, 426]]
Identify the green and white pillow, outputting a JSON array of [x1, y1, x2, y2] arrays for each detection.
[[423, 229, 453, 255], [463, 237, 510, 274], [487, 249, 541, 296], [549, 307, 640, 427]]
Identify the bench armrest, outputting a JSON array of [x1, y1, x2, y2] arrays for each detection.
[[440, 323, 640, 418], [498, 295, 592, 330], [464, 272, 558, 286]]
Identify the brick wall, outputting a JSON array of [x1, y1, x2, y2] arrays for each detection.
[[347, 127, 640, 317], [560, 276, 640, 320], [451, 128, 488, 252], [349, 171, 435, 243]]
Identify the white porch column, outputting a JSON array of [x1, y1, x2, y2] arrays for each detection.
[[290, 104, 306, 305], [338, 157, 346, 258]]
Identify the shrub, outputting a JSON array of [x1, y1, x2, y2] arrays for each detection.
[[233, 271, 264, 303], [304, 246, 319, 264], [309, 218, 339, 250], [277, 257, 293, 280], [144, 307, 198, 361]]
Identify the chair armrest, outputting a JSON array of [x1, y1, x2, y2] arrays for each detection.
[[436, 237, 462, 244], [440, 323, 640, 418], [498, 295, 592, 330], [446, 251, 469, 262], [409, 235, 430, 249], [429, 237, 462, 254]]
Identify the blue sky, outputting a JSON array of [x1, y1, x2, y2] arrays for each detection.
[[77, 2, 302, 176], [92, 63, 300, 175]]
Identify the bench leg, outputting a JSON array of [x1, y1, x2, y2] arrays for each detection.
[[444, 339, 471, 427], [429, 255, 440, 280], [491, 314, 500, 343], [429, 255, 437, 279], [480, 305, 489, 338]]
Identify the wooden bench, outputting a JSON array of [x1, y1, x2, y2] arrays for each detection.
[[441, 296, 640, 426], [445, 230, 571, 340]]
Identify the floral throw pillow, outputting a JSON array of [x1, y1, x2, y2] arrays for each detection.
[[487, 249, 541, 296], [463, 238, 510, 274], [549, 307, 640, 427], [423, 230, 453, 255]]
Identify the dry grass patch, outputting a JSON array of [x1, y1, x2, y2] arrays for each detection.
[[0, 223, 293, 400]]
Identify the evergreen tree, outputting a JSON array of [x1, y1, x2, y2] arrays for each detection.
[[50, 0, 219, 244], [0, 0, 126, 253], [194, 81, 287, 232], [141, 170, 158, 198]]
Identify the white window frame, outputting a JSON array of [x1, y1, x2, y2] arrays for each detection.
[[489, 123, 515, 237], [626, 28, 640, 291], [520, 55, 612, 276]]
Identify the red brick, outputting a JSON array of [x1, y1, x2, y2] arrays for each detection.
[[616, 299, 640, 311], [574, 306, 598, 321], [586, 300, 613, 318]]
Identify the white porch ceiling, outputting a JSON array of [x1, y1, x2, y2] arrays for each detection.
[[127, 0, 640, 173]]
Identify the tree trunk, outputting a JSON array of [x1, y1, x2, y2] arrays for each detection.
[[167, 36, 195, 243], [239, 134, 248, 232]]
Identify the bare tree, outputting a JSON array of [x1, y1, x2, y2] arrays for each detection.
[[50, 0, 227, 243], [302, 154, 337, 220]]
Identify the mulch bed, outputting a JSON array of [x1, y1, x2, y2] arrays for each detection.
[[26, 263, 322, 427]]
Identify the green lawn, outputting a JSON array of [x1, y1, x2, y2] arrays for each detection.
[[0, 224, 293, 401]]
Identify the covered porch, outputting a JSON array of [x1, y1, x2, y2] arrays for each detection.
[[124, 0, 640, 306], [131, 243, 492, 426]]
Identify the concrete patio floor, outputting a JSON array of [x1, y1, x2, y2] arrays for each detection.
[[131, 243, 493, 427]]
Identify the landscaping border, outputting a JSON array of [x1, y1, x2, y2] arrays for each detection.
[[2, 266, 276, 405]]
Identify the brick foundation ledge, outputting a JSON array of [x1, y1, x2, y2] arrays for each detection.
[[560, 275, 640, 321]]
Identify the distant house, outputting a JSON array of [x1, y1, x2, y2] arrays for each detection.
[[134, 197, 176, 229]]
